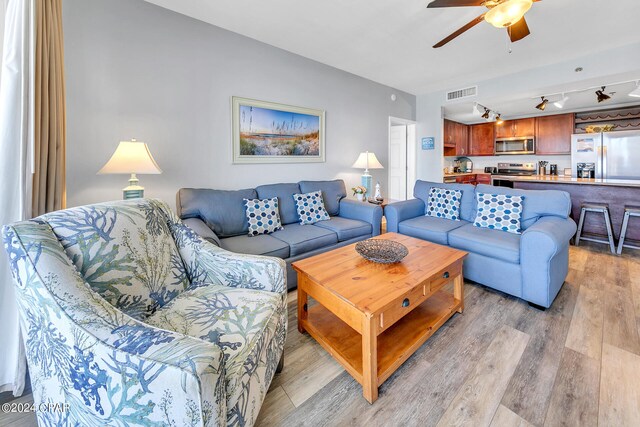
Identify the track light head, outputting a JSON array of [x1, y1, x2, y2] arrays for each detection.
[[554, 94, 569, 109], [535, 96, 549, 111], [495, 114, 504, 125], [629, 81, 640, 98], [482, 108, 491, 120], [596, 86, 611, 103]]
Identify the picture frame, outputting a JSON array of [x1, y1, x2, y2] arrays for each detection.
[[232, 96, 326, 164]]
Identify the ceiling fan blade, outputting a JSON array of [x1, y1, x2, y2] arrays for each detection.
[[433, 14, 485, 48], [427, 0, 485, 8], [508, 17, 531, 42]]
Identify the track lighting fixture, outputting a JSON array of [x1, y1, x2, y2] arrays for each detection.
[[482, 108, 491, 119], [495, 114, 504, 125], [473, 103, 483, 116], [596, 86, 611, 103], [535, 97, 549, 111], [629, 81, 640, 98], [553, 94, 569, 109]]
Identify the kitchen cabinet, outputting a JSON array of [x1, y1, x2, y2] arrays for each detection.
[[476, 174, 492, 185], [443, 119, 469, 156], [495, 118, 536, 139], [535, 113, 574, 155], [468, 122, 495, 156]]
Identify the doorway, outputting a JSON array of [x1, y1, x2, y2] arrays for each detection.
[[388, 117, 417, 201]]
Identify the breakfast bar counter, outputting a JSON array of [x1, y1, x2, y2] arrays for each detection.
[[500, 177, 640, 244]]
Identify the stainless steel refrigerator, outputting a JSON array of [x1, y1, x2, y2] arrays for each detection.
[[571, 130, 640, 180]]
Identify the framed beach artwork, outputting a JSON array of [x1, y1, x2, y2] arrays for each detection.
[[232, 96, 325, 164]]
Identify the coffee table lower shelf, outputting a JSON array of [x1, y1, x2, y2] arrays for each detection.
[[300, 290, 462, 393]]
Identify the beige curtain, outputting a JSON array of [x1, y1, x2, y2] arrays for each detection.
[[32, 0, 65, 216]]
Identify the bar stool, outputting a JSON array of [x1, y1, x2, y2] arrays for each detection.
[[617, 206, 640, 254], [575, 202, 616, 254]]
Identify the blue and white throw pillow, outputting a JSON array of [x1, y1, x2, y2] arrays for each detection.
[[473, 193, 525, 234], [244, 197, 284, 236], [427, 187, 462, 221], [293, 190, 330, 225]]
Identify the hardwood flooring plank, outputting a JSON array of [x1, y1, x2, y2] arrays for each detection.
[[0, 395, 36, 426], [565, 285, 604, 360], [281, 350, 344, 407], [490, 405, 533, 427], [543, 348, 600, 427], [255, 385, 295, 427], [603, 285, 640, 356], [436, 325, 530, 427], [599, 343, 640, 426], [501, 277, 579, 426]]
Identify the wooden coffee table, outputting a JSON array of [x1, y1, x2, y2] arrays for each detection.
[[292, 233, 467, 403]]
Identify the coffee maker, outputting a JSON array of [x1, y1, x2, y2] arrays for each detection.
[[577, 162, 595, 178], [550, 164, 558, 175]]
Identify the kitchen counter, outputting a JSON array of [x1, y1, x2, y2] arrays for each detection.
[[492, 174, 640, 188], [443, 170, 489, 177]]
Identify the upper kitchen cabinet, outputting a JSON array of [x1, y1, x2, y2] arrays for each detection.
[[443, 119, 469, 156], [469, 122, 495, 156], [495, 118, 536, 139], [536, 113, 575, 155]]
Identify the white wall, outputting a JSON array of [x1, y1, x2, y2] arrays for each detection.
[[416, 42, 640, 183], [63, 0, 415, 208]]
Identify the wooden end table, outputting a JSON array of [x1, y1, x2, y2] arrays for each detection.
[[292, 233, 467, 403]]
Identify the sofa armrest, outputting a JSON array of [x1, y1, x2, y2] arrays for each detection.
[[338, 199, 383, 236], [384, 199, 425, 233], [521, 216, 577, 260], [170, 220, 287, 295], [183, 217, 221, 247]]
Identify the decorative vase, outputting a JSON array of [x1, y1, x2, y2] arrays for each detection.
[[356, 193, 364, 202]]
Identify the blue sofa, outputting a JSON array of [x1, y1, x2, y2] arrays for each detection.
[[385, 181, 577, 308], [177, 180, 383, 290]]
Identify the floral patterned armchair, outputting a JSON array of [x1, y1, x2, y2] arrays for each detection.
[[2, 199, 287, 426]]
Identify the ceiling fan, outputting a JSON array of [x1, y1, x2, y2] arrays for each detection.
[[428, 0, 541, 48]]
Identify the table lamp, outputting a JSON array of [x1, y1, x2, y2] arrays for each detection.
[[352, 151, 384, 198], [98, 139, 162, 199]]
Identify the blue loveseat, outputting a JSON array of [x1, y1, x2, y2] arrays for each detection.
[[385, 181, 577, 308], [177, 180, 383, 290]]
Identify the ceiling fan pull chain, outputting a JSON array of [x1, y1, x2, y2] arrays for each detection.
[[506, 30, 512, 54]]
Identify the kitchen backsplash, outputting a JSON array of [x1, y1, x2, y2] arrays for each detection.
[[444, 154, 572, 173]]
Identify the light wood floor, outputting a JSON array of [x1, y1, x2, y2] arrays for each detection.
[[3, 244, 639, 427]]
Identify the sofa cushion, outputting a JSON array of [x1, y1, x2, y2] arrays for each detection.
[[145, 284, 287, 425], [299, 180, 347, 216], [243, 197, 283, 236], [255, 183, 301, 225], [293, 191, 331, 225], [398, 216, 469, 245], [414, 180, 476, 222], [448, 223, 521, 264], [220, 234, 290, 259], [271, 223, 338, 256], [474, 193, 524, 235], [475, 184, 571, 230], [427, 187, 463, 221], [314, 217, 372, 241], [177, 188, 257, 237], [44, 199, 189, 320]]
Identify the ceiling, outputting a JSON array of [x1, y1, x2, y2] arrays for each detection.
[[445, 80, 640, 124], [143, 0, 640, 95]]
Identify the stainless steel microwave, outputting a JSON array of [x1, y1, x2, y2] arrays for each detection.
[[494, 137, 535, 155]]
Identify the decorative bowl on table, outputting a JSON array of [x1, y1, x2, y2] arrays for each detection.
[[355, 239, 409, 264]]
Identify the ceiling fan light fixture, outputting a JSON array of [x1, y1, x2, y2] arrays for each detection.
[[535, 96, 549, 111], [596, 86, 611, 103], [629, 81, 640, 98], [484, 0, 533, 28], [554, 94, 569, 109]]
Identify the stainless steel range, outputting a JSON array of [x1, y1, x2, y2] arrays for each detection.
[[496, 162, 537, 176], [492, 163, 537, 187]]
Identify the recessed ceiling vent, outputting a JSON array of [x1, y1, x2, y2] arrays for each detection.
[[446, 86, 478, 101]]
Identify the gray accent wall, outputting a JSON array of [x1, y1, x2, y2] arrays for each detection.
[[63, 0, 415, 208]]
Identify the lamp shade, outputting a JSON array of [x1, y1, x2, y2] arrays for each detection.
[[352, 152, 384, 170], [484, 0, 533, 28], [98, 140, 162, 175]]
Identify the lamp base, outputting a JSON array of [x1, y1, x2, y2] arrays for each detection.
[[123, 173, 144, 199], [361, 174, 372, 199]]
